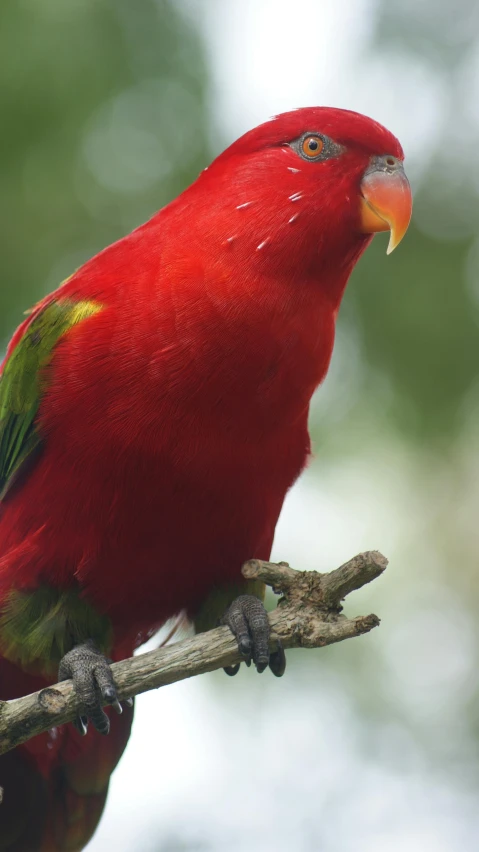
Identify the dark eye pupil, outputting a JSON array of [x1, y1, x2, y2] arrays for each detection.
[[308, 139, 319, 151]]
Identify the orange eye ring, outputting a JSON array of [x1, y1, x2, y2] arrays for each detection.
[[301, 135, 324, 158]]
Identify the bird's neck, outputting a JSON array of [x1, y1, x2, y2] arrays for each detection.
[[153, 208, 361, 432], [165, 167, 372, 316]]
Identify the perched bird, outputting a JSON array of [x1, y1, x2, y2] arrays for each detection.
[[0, 107, 411, 850]]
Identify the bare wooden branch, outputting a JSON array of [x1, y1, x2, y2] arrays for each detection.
[[0, 551, 387, 755]]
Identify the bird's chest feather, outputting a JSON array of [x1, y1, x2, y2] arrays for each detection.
[[57, 271, 334, 456], [35, 275, 334, 627], [144, 275, 335, 442]]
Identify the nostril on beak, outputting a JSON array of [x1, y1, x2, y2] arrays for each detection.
[[366, 154, 404, 176]]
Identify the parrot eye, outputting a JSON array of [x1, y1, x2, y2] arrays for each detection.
[[290, 132, 343, 163], [301, 135, 324, 159]]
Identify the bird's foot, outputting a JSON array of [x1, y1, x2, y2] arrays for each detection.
[[58, 639, 133, 736], [220, 594, 286, 678]]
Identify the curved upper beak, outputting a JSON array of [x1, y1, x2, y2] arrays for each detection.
[[359, 156, 412, 254]]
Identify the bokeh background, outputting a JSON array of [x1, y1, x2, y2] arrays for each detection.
[[1, 1, 479, 849]]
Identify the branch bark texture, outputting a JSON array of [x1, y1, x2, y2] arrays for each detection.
[[0, 550, 387, 755]]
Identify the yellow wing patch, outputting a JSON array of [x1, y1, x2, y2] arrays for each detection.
[[0, 297, 103, 498]]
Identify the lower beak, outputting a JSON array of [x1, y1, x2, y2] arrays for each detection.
[[359, 163, 412, 254]]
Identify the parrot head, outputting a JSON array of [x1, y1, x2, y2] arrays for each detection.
[[195, 107, 412, 298]]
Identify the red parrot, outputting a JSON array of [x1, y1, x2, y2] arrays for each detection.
[[0, 107, 411, 851]]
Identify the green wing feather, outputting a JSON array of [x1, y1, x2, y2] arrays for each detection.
[[0, 298, 102, 500]]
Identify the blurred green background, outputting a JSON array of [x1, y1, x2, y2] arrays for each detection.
[[1, 1, 479, 850]]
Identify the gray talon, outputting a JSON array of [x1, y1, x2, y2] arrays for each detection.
[[58, 641, 128, 735]]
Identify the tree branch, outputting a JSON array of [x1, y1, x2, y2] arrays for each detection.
[[0, 551, 387, 755]]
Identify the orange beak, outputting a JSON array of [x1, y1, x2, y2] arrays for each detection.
[[359, 157, 412, 254]]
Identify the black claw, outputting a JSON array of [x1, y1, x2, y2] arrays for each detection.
[[269, 638, 286, 677], [102, 686, 122, 715], [224, 663, 241, 677], [221, 594, 286, 677], [102, 686, 116, 702], [58, 641, 131, 736], [74, 715, 89, 737], [239, 637, 252, 657], [92, 707, 110, 736]]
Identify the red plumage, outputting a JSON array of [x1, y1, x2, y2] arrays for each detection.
[[0, 107, 407, 850]]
